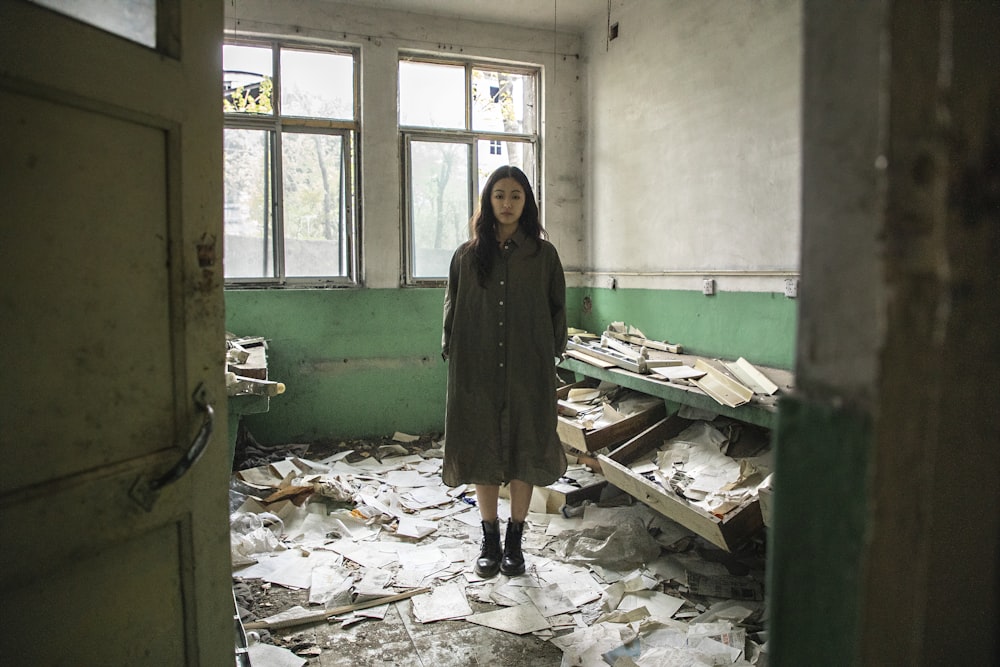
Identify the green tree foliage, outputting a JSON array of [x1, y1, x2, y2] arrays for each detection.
[[223, 77, 273, 114]]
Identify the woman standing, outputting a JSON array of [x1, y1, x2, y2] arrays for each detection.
[[442, 165, 568, 578]]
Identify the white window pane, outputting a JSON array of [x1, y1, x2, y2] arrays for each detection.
[[223, 45, 274, 115], [282, 133, 347, 277], [32, 0, 156, 48], [410, 141, 471, 278], [281, 49, 354, 120], [477, 140, 536, 196], [224, 129, 273, 278], [472, 69, 536, 134], [399, 62, 465, 129]]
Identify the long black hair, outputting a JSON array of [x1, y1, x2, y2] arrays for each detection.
[[467, 165, 544, 286]]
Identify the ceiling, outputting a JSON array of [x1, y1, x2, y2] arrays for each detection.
[[328, 0, 609, 32]]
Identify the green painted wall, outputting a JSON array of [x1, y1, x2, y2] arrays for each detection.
[[224, 286, 794, 443], [574, 288, 797, 369], [225, 288, 448, 443]]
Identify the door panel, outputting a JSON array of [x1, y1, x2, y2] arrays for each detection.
[[2, 91, 175, 489], [0, 2, 230, 664], [7, 522, 188, 665]]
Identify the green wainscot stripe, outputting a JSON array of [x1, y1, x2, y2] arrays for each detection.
[[224, 286, 797, 442], [225, 288, 448, 442], [568, 287, 797, 369]]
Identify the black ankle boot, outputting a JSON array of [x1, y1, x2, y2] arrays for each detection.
[[475, 519, 502, 578], [500, 520, 525, 576]]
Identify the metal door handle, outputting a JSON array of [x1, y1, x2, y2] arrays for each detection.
[[130, 383, 214, 511]]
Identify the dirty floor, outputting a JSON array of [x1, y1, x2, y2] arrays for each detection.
[[230, 432, 768, 666]]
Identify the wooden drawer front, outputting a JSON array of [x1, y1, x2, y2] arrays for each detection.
[[596, 415, 764, 552]]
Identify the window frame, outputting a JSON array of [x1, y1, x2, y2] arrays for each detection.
[[399, 55, 541, 287], [223, 38, 361, 288]]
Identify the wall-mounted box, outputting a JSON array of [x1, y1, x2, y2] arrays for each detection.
[[556, 381, 667, 453], [597, 416, 765, 551]]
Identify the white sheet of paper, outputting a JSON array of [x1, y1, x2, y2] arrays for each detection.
[[382, 454, 425, 466], [264, 550, 341, 590], [652, 366, 707, 381], [285, 512, 336, 546], [329, 540, 396, 569], [525, 584, 578, 617], [395, 545, 445, 568], [354, 604, 389, 620], [618, 590, 686, 620], [410, 582, 472, 623], [399, 486, 453, 510], [396, 516, 438, 539], [247, 640, 307, 667], [414, 459, 442, 474], [309, 564, 354, 605], [317, 450, 353, 465], [385, 470, 431, 488], [465, 603, 550, 635], [490, 583, 533, 606], [358, 492, 405, 519]]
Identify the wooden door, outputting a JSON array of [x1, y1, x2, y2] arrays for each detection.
[[0, 2, 231, 664]]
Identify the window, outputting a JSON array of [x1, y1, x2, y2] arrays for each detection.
[[399, 58, 539, 283], [223, 41, 359, 285]]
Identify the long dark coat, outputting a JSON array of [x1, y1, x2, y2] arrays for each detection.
[[441, 227, 568, 488]]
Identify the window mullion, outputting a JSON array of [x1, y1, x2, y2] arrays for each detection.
[[270, 121, 283, 280], [339, 133, 349, 280], [465, 63, 473, 131]]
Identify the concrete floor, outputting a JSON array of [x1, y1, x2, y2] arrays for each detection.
[[261, 596, 564, 666]]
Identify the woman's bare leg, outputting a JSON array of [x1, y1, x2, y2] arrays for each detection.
[[508, 479, 533, 523], [475, 484, 500, 522]]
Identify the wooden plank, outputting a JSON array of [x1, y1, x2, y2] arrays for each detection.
[[243, 587, 432, 631]]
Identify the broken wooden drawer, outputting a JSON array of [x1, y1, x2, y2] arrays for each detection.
[[556, 382, 667, 453], [597, 416, 764, 551], [533, 479, 607, 514]]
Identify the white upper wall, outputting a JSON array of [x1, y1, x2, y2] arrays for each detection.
[[225, 0, 802, 293], [581, 0, 802, 292], [225, 0, 586, 288]]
